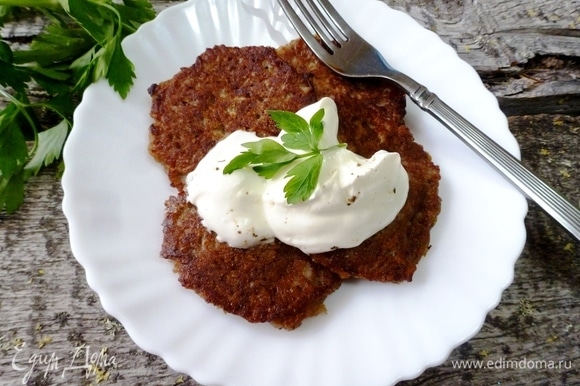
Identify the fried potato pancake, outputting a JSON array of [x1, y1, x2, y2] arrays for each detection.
[[149, 45, 315, 190], [148, 40, 441, 329], [162, 195, 341, 330], [150, 45, 340, 330], [276, 40, 441, 282]]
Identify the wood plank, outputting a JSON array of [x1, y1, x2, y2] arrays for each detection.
[[0, 1, 578, 385], [385, 0, 580, 115], [385, 0, 580, 70]]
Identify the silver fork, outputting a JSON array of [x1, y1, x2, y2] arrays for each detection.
[[277, 0, 580, 241]]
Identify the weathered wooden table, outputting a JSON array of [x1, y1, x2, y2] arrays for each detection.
[[1, 0, 578, 385]]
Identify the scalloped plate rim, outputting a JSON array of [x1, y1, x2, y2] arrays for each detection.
[[61, 0, 528, 385]]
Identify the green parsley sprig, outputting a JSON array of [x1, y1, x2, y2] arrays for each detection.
[[224, 108, 346, 204], [0, 0, 155, 213]]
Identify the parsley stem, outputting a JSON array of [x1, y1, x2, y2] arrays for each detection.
[[0, 0, 59, 8], [292, 143, 345, 160], [0, 87, 39, 155], [319, 143, 347, 152], [98, 2, 123, 33]]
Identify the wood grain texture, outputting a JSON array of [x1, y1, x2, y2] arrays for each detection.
[[0, 0, 578, 385], [385, 0, 580, 116], [385, 0, 580, 70]]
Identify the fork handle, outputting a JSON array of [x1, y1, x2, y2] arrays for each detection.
[[408, 83, 580, 241]]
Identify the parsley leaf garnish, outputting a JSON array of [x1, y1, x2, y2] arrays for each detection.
[[0, 0, 155, 214], [224, 108, 346, 204]]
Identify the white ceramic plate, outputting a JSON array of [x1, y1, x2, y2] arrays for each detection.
[[62, 0, 528, 385]]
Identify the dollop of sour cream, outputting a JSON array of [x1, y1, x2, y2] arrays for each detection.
[[186, 97, 409, 254]]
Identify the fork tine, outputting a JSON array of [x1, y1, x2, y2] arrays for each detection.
[[300, 0, 344, 46], [309, 0, 356, 39], [276, 0, 334, 61], [292, 0, 334, 49]]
